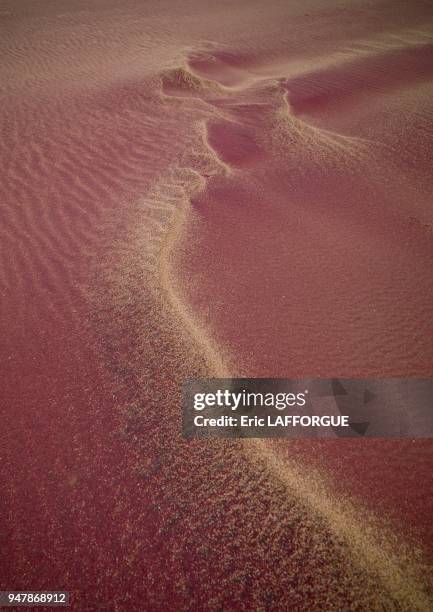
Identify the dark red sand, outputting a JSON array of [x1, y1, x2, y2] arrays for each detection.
[[1, 0, 433, 609], [175, 8, 433, 558]]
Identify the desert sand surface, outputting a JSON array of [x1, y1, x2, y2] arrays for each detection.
[[1, 0, 433, 610]]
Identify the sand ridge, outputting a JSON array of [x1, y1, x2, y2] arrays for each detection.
[[1, 1, 432, 608], [158, 56, 433, 611]]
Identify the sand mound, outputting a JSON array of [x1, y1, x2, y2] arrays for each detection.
[[161, 66, 222, 97]]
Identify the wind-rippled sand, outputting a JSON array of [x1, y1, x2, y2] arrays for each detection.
[[1, 1, 432, 609]]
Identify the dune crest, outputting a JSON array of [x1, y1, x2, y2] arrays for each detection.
[[1, 0, 433, 608]]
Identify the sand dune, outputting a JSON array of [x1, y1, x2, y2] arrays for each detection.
[[285, 43, 433, 117], [1, 0, 432, 609]]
